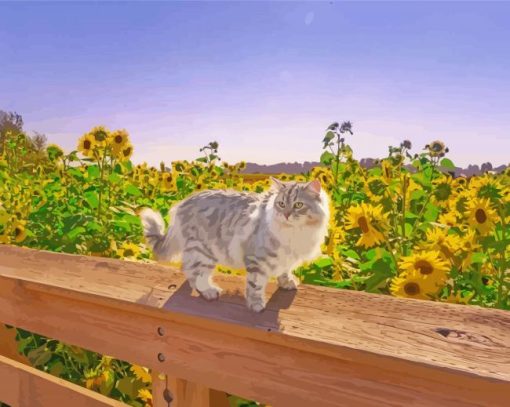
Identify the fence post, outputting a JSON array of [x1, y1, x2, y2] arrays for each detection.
[[151, 371, 230, 407]]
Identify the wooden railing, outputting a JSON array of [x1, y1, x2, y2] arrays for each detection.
[[0, 245, 509, 407]]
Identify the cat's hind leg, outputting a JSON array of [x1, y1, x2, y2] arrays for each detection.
[[182, 242, 221, 300]]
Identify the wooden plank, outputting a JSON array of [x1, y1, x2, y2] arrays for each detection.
[[0, 324, 29, 365], [0, 245, 509, 406], [0, 354, 126, 407], [151, 372, 229, 407], [166, 377, 211, 407], [151, 371, 170, 407]]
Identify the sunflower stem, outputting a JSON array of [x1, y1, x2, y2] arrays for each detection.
[[401, 173, 407, 254], [496, 205, 508, 309]]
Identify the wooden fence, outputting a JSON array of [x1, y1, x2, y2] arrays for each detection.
[[0, 245, 509, 406]]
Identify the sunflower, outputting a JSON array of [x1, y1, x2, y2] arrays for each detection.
[[465, 198, 497, 235], [451, 176, 468, 190], [364, 176, 387, 202], [432, 176, 453, 204], [118, 143, 133, 161], [46, 144, 64, 162], [398, 251, 450, 289], [444, 291, 473, 305], [161, 172, 176, 191], [426, 140, 447, 157], [77, 133, 95, 157], [422, 227, 462, 261], [109, 129, 130, 154], [138, 388, 153, 405], [390, 272, 435, 300], [345, 202, 388, 249], [469, 175, 503, 201], [118, 242, 141, 259], [451, 190, 471, 217], [380, 160, 393, 184], [456, 230, 481, 270], [323, 227, 345, 257], [11, 221, 27, 243], [438, 211, 458, 228], [311, 167, 335, 189], [89, 126, 110, 147]]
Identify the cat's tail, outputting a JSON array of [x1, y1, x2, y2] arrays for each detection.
[[139, 208, 181, 261]]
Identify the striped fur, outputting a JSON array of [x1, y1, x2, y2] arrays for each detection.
[[140, 178, 329, 311]]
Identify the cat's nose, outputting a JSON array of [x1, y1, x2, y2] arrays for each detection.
[[284, 212, 291, 220]]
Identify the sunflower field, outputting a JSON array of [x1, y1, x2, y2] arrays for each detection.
[[0, 121, 509, 406]]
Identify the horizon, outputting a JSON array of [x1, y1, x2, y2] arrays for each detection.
[[1, 2, 509, 168]]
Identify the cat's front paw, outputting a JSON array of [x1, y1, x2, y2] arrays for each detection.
[[247, 299, 266, 313], [277, 274, 300, 290], [198, 285, 222, 301]]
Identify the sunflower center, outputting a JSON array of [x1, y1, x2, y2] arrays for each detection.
[[357, 216, 370, 233], [84, 140, 91, 149], [124, 249, 134, 257], [114, 135, 123, 144], [404, 282, 420, 295], [14, 227, 22, 237], [166, 176, 172, 182], [94, 131, 107, 142], [123, 147, 132, 156], [415, 260, 433, 275], [475, 209, 487, 224]]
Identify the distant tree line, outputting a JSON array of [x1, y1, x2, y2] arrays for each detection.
[[0, 110, 49, 169]]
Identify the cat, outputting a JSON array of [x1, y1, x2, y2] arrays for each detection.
[[139, 177, 330, 312]]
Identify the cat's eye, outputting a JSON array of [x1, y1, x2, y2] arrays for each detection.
[[277, 201, 285, 208], [294, 202, 304, 209]]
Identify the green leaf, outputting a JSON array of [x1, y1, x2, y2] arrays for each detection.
[[341, 249, 360, 260], [314, 257, 333, 268], [410, 190, 426, 201], [116, 377, 145, 399], [123, 214, 141, 226], [84, 191, 99, 209], [320, 151, 335, 166], [49, 360, 66, 377], [27, 345, 52, 367], [365, 259, 394, 292], [405, 222, 413, 237], [86, 221, 103, 232], [440, 158, 456, 170], [87, 165, 100, 180], [125, 184, 142, 197], [67, 168, 84, 180], [67, 226, 86, 241], [471, 252, 487, 264], [322, 131, 335, 148], [108, 172, 121, 184], [423, 203, 440, 222], [17, 336, 33, 354]]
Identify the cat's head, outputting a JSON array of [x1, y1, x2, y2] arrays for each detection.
[[270, 177, 329, 227]]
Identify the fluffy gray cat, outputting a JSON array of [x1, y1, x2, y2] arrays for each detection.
[[140, 177, 330, 312]]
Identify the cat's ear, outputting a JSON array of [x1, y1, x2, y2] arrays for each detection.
[[270, 176, 285, 190], [306, 179, 321, 195]]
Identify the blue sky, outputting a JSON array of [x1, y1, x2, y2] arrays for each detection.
[[1, 1, 509, 167]]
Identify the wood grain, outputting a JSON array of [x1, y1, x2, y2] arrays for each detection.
[[0, 354, 126, 407], [151, 372, 229, 407], [0, 245, 509, 406], [0, 324, 29, 365]]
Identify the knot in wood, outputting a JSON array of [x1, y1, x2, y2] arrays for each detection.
[[434, 328, 497, 346], [163, 388, 173, 404]]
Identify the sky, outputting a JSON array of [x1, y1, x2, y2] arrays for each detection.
[[1, 1, 509, 168]]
